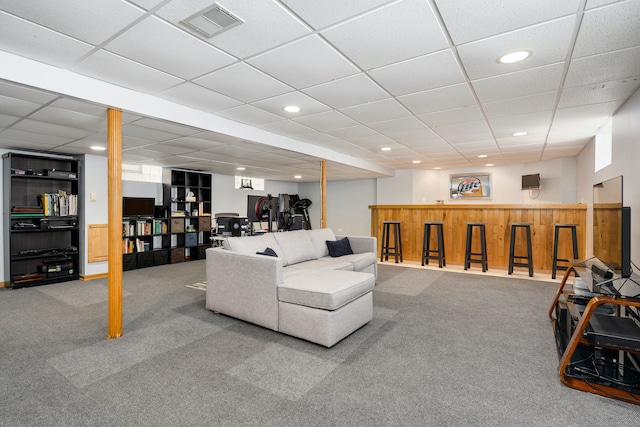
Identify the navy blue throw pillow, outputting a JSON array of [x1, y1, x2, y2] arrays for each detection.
[[326, 237, 353, 257], [256, 247, 277, 257]]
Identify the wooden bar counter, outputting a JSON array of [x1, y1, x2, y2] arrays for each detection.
[[369, 204, 587, 274]]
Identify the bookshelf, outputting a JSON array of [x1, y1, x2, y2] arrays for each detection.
[[122, 214, 170, 271], [2, 152, 80, 288], [162, 168, 212, 263]]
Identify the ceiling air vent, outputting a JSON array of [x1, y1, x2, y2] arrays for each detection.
[[181, 3, 242, 38]]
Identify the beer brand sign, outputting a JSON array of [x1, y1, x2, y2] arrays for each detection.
[[449, 174, 492, 199]]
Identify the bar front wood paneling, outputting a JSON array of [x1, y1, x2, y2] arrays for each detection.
[[370, 204, 587, 273]]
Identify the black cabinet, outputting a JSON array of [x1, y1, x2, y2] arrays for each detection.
[[3, 152, 80, 289], [162, 169, 212, 262], [122, 216, 170, 270]]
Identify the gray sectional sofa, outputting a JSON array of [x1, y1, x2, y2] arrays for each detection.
[[205, 228, 377, 347]]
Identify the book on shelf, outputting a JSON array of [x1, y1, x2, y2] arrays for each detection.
[[171, 210, 185, 217], [39, 191, 78, 216]]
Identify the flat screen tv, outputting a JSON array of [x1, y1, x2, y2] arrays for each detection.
[[593, 176, 631, 278], [123, 197, 155, 217], [521, 173, 540, 190]]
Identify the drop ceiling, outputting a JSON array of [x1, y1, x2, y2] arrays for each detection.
[[0, 0, 639, 182]]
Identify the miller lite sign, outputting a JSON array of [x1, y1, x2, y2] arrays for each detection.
[[450, 174, 491, 199]]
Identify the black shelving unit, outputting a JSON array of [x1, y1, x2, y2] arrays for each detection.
[[3, 152, 80, 289], [122, 215, 171, 270], [162, 168, 212, 263]]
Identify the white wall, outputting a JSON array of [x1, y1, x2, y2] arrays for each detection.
[[81, 154, 109, 277], [577, 88, 640, 274]]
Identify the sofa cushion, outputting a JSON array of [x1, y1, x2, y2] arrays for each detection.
[[308, 228, 336, 258], [279, 270, 375, 311], [285, 258, 353, 272], [224, 233, 288, 266], [273, 230, 317, 265], [326, 237, 353, 257], [325, 252, 377, 272]]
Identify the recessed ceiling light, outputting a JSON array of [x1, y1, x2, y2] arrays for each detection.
[[485, 163, 494, 167], [90, 146, 106, 151], [381, 147, 391, 151], [434, 167, 441, 170], [236, 167, 245, 171], [294, 175, 302, 179], [412, 160, 421, 164], [477, 154, 488, 158], [283, 105, 301, 113], [512, 131, 528, 137], [498, 50, 531, 64]]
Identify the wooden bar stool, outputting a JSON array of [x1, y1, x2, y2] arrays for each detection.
[[465, 222, 488, 272], [552, 223, 579, 279], [422, 221, 446, 268], [508, 222, 533, 277], [380, 221, 403, 263]]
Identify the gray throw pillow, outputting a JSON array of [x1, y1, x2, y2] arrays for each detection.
[[256, 247, 277, 257]]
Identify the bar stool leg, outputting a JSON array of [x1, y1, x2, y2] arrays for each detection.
[[392, 223, 399, 263], [552, 226, 560, 279], [571, 226, 579, 260], [525, 226, 533, 277], [397, 223, 403, 263], [508, 225, 516, 275], [381, 223, 388, 262], [464, 224, 472, 270], [437, 225, 443, 267], [480, 225, 487, 272]]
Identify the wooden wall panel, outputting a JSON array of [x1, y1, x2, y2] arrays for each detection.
[[370, 204, 587, 273]]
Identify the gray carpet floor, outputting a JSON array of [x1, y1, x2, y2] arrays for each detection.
[[1, 261, 638, 426]]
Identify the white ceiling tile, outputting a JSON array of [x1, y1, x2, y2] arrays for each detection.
[[572, 0, 640, 58], [0, 11, 94, 68], [13, 119, 94, 139], [122, 136, 154, 149], [398, 83, 476, 115], [105, 16, 235, 80], [419, 105, 484, 127], [488, 111, 554, 139], [248, 35, 358, 89], [282, 0, 391, 29], [251, 91, 331, 119], [140, 142, 199, 155], [321, 0, 448, 70], [156, 82, 242, 112], [435, 0, 581, 44], [73, 50, 184, 95], [324, 125, 380, 140], [0, 0, 144, 45], [168, 137, 225, 151], [292, 111, 359, 131], [215, 105, 283, 126], [0, 81, 59, 105], [49, 98, 108, 117], [131, 118, 202, 136], [482, 92, 557, 118], [340, 99, 410, 124], [194, 63, 292, 104], [157, 0, 311, 58], [122, 123, 181, 142], [550, 101, 620, 133], [0, 113, 19, 128], [558, 78, 639, 108], [0, 137, 54, 152], [564, 46, 640, 87], [302, 74, 388, 109], [458, 17, 575, 80], [0, 128, 74, 145], [432, 120, 494, 144], [370, 50, 465, 96], [259, 120, 316, 136], [472, 63, 564, 103], [29, 107, 107, 132], [0, 95, 41, 117]]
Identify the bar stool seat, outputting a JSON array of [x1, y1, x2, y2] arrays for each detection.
[[508, 222, 533, 277], [381, 221, 403, 263], [552, 223, 579, 279], [422, 221, 446, 268], [465, 222, 488, 272]]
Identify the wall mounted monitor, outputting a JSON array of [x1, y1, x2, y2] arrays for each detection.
[[521, 173, 540, 190]]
